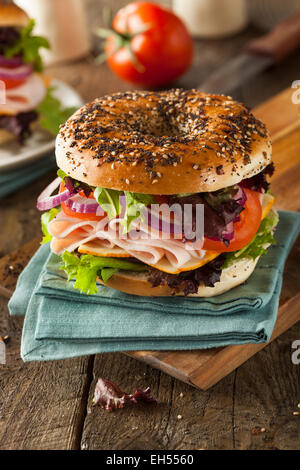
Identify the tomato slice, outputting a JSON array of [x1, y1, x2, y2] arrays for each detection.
[[1, 77, 26, 90], [202, 188, 262, 252], [59, 182, 106, 221]]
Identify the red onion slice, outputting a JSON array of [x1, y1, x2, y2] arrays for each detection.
[[0, 55, 23, 67], [0, 63, 33, 81], [65, 194, 105, 215], [37, 177, 73, 211]]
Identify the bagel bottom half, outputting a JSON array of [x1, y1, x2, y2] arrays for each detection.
[[97, 256, 259, 297]]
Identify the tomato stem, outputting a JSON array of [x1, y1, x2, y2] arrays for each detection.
[[94, 24, 149, 72]]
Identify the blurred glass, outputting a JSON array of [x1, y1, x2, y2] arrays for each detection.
[[173, 0, 248, 38], [14, 0, 91, 65]]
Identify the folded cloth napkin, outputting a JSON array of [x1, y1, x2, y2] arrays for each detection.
[[0, 153, 56, 199], [8, 210, 300, 362]]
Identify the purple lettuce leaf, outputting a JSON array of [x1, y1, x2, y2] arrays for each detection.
[[0, 111, 38, 142], [148, 254, 226, 296], [64, 176, 92, 197], [240, 163, 274, 192], [0, 27, 20, 52], [170, 187, 244, 245], [92, 378, 157, 412]]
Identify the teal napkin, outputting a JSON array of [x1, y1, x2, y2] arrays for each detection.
[[8, 210, 300, 362], [0, 153, 56, 199]]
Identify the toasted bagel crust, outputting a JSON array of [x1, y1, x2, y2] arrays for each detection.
[[98, 257, 259, 297], [0, 4, 29, 27], [56, 89, 272, 194]]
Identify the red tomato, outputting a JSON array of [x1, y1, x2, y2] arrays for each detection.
[[105, 2, 193, 86], [202, 189, 262, 252], [1, 77, 26, 89], [59, 182, 106, 221]]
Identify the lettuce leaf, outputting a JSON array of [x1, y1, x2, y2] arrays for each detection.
[[94, 187, 123, 220], [4, 19, 50, 72], [94, 187, 154, 232], [41, 208, 60, 244], [37, 87, 77, 135], [223, 210, 279, 268], [121, 192, 154, 233], [60, 251, 147, 295]]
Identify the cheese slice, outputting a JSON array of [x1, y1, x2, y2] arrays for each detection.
[[79, 241, 219, 274], [78, 242, 132, 258], [148, 251, 220, 274], [261, 193, 274, 219]]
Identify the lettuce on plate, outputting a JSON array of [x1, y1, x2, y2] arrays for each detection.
[[37, 87, 78, 135]]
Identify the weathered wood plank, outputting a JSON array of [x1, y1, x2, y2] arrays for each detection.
[[80, 352, 237, 450], [0, 296, 94, 450]]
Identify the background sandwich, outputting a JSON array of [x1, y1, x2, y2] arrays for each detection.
[[0, 2, 76, 143]]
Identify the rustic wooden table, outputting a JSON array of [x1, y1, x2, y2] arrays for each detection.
[[0, 3, 300, 449]]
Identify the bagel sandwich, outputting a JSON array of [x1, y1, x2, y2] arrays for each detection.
[[0, 3, 76, 144], [37, 89, 278, 297]]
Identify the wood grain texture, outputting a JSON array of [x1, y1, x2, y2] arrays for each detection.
[[1, 0, 300, 448]]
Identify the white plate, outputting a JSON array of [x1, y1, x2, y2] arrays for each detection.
[[0, 79, 83, 173]]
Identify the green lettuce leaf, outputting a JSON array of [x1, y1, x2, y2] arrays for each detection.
[[60, 251, 147, 295], [37, 87, 77, 135], [121, 192, 154, 233], [57, 169, 68, 181], [94, 187, 123, 220], [4, 19, 50, 72], [94, 187, 154, 232], [223, 210, 279, 268], [41, 208, 60, 244]]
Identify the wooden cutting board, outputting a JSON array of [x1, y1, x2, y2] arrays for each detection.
[[1, 87, 300, 390]]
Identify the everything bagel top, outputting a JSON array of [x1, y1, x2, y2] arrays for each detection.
[[56, 89, 272, 194]]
